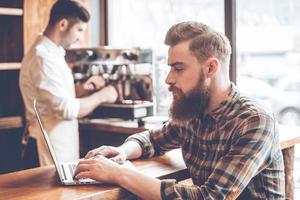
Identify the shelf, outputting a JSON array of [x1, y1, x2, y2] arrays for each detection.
[[0, 63, 21, 70], [0, 116, 23, 129], [0, 7, 23, 16]]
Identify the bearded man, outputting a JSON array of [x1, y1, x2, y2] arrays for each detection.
[[74, 22, 285, 200]]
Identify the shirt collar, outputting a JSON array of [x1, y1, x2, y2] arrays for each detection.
[[205, 82, 240, 121], [39, 34, 66, 56]]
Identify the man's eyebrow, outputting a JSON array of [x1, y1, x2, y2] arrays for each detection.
[[168, 61, 184, 67]]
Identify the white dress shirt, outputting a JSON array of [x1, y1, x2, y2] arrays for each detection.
[[19, 35, 80, 166]]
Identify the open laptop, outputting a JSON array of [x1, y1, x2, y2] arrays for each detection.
[[33, 99, 100, 185]]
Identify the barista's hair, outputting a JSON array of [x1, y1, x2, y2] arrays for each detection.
[[48, 0, 90, 26], [164, 21, 232, 66]]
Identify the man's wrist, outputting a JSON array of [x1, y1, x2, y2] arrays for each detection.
[[118, 144, 130, 160], [114, 165, 132, 186], [95, 90, 106, 105]]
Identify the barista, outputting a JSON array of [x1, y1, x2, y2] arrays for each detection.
[[19, 0, 118, 166]]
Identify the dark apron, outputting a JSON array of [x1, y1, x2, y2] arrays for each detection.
[[21, 125, 40, 169]]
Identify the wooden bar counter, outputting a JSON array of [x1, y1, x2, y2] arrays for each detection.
[[1, 121, 300, 200], [0, 149, 187, 200]]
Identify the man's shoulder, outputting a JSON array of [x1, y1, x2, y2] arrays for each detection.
[[224, 95, 277, 144], [23, 38, 48, 61], [32, 35, 55, 56], [220, 84, 274, 123], [232, 94, 275, 122], [35, 40, 51, 58]]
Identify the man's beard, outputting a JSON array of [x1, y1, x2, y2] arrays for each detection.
[[60, 29, 73, 49], [168, 76, 210, 125]]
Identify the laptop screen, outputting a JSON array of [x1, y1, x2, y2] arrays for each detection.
[[33, 99, 64, 181]]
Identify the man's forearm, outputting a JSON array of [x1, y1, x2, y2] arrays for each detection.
[[117, 167, 162, 200], [119, 141, 143, 160], [77, 91, 105, 118], [77, 85, 117, 118], [75, 83, 87, 97]]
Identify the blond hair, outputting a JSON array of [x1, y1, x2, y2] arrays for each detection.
[[164, 21, 232, 66]]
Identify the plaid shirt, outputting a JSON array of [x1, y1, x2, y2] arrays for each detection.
[[126, 83, 285, 200]]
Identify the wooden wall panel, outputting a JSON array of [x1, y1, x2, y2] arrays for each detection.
[[23, 0, 90, 52], [79, 0, 90, 47], [23, 0, 56, 54], [0, 16, 23, 62]]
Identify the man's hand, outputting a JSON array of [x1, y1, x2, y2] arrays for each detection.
[[85, 145, 127, 164], [76, 142, 161, 200], [83, 75, 105, 91], [97, 85, 118, 104], [75, 155, 162, 200], [75, 156, 122, 183]]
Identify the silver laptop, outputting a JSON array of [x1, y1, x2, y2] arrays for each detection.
[[33, 99, 100, 185]]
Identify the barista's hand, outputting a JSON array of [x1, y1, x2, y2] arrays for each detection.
[[83, 76, 105, 91], [85, 145, 127, 164], [75, 155, 122, 183], [97, 85, 118, 103]]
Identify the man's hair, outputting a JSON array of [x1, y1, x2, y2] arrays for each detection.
[[48, 0, 90, 26], [164, 21, 232, 66], [164, 21, 211, 46]]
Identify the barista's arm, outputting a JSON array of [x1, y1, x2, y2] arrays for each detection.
[[77, 85, 118, 118], [75, 75, 106, 97], [36, 55, 115, 119], [75, 83, 87, 97]]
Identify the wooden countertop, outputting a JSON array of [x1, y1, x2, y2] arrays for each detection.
[[2, 122, 300, 200], [278, 125, 300, 149], [0, 149, 187, 200]]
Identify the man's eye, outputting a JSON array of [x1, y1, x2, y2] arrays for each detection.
[[175, 68, 183, 72]]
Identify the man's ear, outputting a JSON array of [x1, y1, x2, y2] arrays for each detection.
[[204, 58, 219, 78], [58, 18, 69, 31]]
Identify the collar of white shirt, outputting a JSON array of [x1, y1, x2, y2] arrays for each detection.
[[38, 34, 66, 57]]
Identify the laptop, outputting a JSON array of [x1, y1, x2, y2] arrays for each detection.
[[33, 99, 100, 185]]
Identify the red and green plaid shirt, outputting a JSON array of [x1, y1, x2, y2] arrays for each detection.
[[126, 83, 285, 200]]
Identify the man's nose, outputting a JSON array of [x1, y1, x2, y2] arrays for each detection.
[[165, 71, 175, 85]]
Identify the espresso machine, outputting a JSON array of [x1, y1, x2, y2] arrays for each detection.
[[65, 47, 154, 121]]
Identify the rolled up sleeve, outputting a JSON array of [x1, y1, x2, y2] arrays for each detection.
[[125, 122, 181, 158], [125, 131, 156, 158], [55, 96, 80, 119], [37, 54, 80, 120], [161, 179, 209, 200]]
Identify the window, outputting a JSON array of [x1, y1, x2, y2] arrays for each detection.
[[108, 0, 224, 115], [236, 0, 300, 126]]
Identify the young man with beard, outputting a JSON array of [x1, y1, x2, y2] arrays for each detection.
[[19, 0, 118, 166], [74, 22, 285, 200]]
